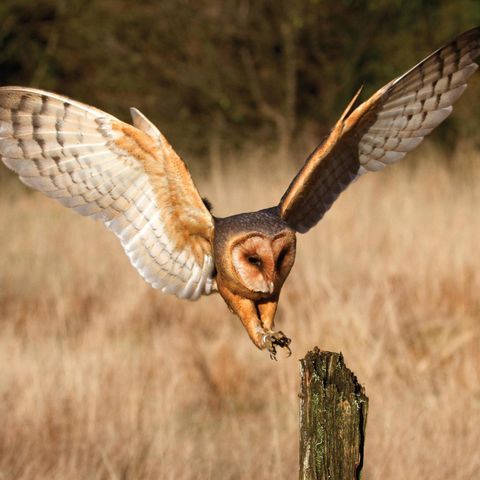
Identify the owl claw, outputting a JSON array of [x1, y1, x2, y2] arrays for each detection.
[[262, 330, 292, 360]]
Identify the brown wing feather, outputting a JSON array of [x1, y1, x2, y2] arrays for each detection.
[[280, 27, 480, 233]]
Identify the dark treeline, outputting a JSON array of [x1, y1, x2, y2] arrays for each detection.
[[1, 0, 479, 158]]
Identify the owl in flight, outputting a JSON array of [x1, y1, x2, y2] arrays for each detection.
[[1, 28, 479, 358]]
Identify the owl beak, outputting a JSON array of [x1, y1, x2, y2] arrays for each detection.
[[256, 279, 274, 295]]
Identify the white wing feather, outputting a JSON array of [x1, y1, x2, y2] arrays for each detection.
[[280, 28, 480, 233], [357, 31, 479, 173], [0, 87, 215, 300]]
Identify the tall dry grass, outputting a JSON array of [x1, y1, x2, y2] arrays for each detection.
[[0, 142, 479, 479]]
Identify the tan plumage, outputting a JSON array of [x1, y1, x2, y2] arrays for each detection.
[[1, 28, 479, 358]]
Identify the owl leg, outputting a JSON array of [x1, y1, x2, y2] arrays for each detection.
[[257, 298, 278, 331], [218, 285, 289, 358], [223, 292, 267, 349], [257, 299, 292, 359]]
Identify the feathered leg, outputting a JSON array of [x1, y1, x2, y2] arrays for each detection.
[[218, 284, 290, 359]]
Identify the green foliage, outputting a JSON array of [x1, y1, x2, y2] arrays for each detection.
[[1, 0, 479, 155]]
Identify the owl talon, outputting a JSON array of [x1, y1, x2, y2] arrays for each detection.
[[263, 330, 292, 360]]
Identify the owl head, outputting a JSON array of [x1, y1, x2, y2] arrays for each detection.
[[213, 210, 296, 297], [230, 232, 295, 294]]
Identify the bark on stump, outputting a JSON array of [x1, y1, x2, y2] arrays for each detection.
[[299, 348, 368, 480]]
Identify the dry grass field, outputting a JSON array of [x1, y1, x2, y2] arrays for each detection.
[[0, 143, 479, 479]]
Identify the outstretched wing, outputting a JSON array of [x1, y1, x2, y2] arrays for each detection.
[[0, 87, 215, 300], [280, 27, 480, 233]]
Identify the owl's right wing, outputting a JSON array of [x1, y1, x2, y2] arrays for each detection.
[[0, 87, 215, 300], [279, 27, 480, 233]]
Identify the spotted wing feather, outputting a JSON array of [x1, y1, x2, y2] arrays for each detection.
[[280, 27, 480, 233], [0, 87, 214, 300]]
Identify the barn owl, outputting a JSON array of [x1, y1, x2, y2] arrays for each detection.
[[1, 28, 479, 358]]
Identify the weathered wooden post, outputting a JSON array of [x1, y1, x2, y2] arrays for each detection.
[[299, 348, 368, 480]]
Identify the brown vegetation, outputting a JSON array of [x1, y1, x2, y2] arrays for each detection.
[[0, 143, 479, 479]]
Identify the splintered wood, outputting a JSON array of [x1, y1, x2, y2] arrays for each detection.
[[299, 349, 368, 480]]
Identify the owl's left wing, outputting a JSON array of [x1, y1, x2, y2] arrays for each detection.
[[0, 87, 215, 300], [279, 27, 480, 233]]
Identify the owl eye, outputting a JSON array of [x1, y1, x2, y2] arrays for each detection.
[[276, 248, 289, 269], [247, 255, 262, 266]]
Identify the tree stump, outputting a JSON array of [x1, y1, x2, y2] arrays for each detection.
[[299, 348, 368, 480]]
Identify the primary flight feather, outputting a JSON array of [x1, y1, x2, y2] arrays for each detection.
[[1, 28, 479, 358]]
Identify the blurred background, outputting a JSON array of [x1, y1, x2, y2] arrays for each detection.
[[0, 1, 479, 479], [1, 0, 480, 158]]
